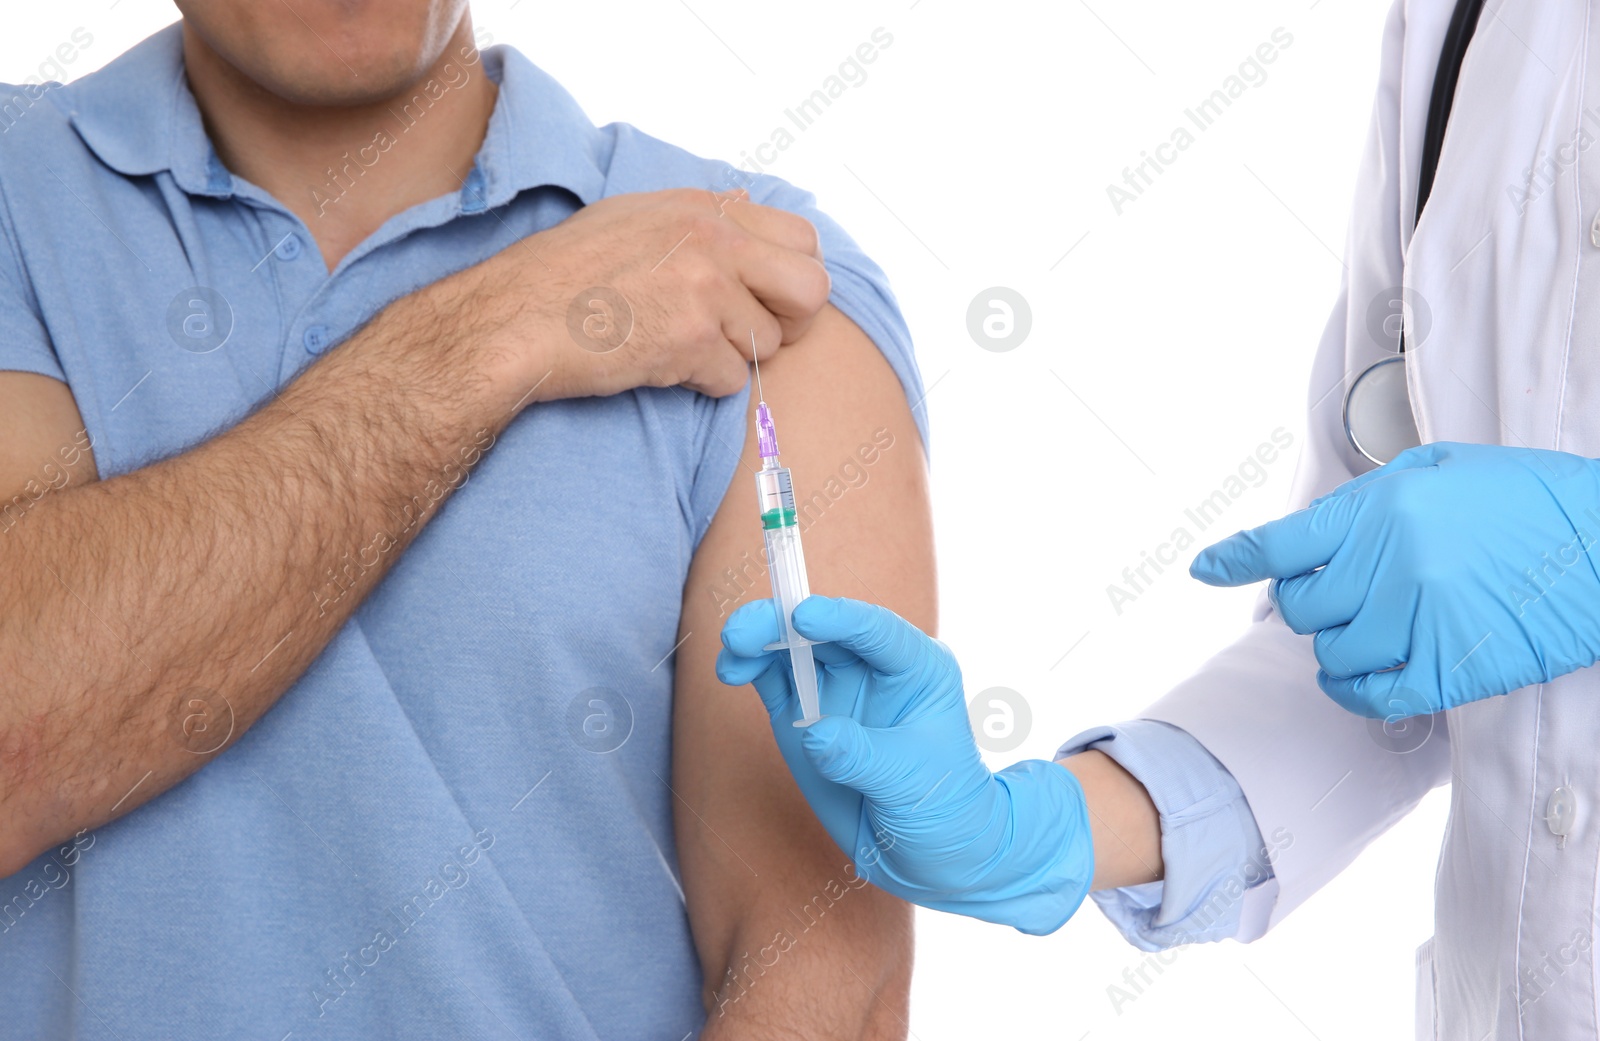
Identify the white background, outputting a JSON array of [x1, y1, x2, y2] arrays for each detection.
[[3, 1, 1447, 1037]]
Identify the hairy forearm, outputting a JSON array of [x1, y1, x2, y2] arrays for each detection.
[[0, 275, 515, 873], [1059, 750, 1163, 890]]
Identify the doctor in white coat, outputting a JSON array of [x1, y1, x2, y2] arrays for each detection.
[[716, 0, 1600, 1036]]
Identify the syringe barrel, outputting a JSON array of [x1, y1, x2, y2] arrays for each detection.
[[755, 463, 797, 531], [756, 463, 810, 617], [763, 523, 812, 630], [763, 523, 818, 723], [755, 462, 820, 724]]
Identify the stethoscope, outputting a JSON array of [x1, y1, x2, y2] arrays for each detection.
[[1343, 0, 1486, 465]]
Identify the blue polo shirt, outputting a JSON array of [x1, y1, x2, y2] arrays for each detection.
[[0, 23, 927, 1040]]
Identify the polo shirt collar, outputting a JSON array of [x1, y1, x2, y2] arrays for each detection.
[[57, 21, 608, 209]]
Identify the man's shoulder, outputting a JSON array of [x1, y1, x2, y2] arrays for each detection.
[[0, 23, 100, 147], [593, 121, 817, 218], [596, 122, 745, 198], [0, 81, 82, 163], [591, 122, 878, 302]]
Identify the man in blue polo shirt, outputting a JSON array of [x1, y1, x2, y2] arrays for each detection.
[[0, 3, 934, 1038]]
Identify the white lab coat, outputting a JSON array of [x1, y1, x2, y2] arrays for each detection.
[[1144, 1, 1600, 1036]]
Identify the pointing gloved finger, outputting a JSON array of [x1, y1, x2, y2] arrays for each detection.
[[791, 596, 943, 677], [1190, 494, 1360, 587]]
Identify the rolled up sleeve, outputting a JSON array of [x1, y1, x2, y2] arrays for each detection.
[[1057, 719, 1276, 952]]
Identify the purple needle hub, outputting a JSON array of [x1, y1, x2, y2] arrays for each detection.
[[756, 401, 780, 459]]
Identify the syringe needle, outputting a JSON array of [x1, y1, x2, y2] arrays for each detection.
[[750, 329, 765, 402]]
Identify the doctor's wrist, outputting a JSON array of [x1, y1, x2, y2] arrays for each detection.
[[1057, 750, 1163, 890]]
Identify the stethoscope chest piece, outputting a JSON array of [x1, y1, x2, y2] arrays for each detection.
[[1343, 355, 1421, 465]]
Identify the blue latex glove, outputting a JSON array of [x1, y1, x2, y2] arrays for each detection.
[[716, 595, 1093, 935], [1191, 442, 1600, 718]]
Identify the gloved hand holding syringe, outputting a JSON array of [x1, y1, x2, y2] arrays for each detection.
[[749, 336, 823, 726]]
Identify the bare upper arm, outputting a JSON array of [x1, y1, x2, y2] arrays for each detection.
[[671, 302, 935, 1000], [685, 302, 936, 630], [0, 373, 97, 512]]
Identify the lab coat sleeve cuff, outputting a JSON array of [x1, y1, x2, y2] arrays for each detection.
[[1056, 720, 1277, 951]]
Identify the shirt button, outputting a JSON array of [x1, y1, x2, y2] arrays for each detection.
[[1590, 213, 1600, 249], [302, 324, 330, 354], [1547, 785, 1577, 844], [275, 233, 303, 261]]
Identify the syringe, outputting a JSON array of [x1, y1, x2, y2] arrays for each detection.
[[751, 351, 822, 727]]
